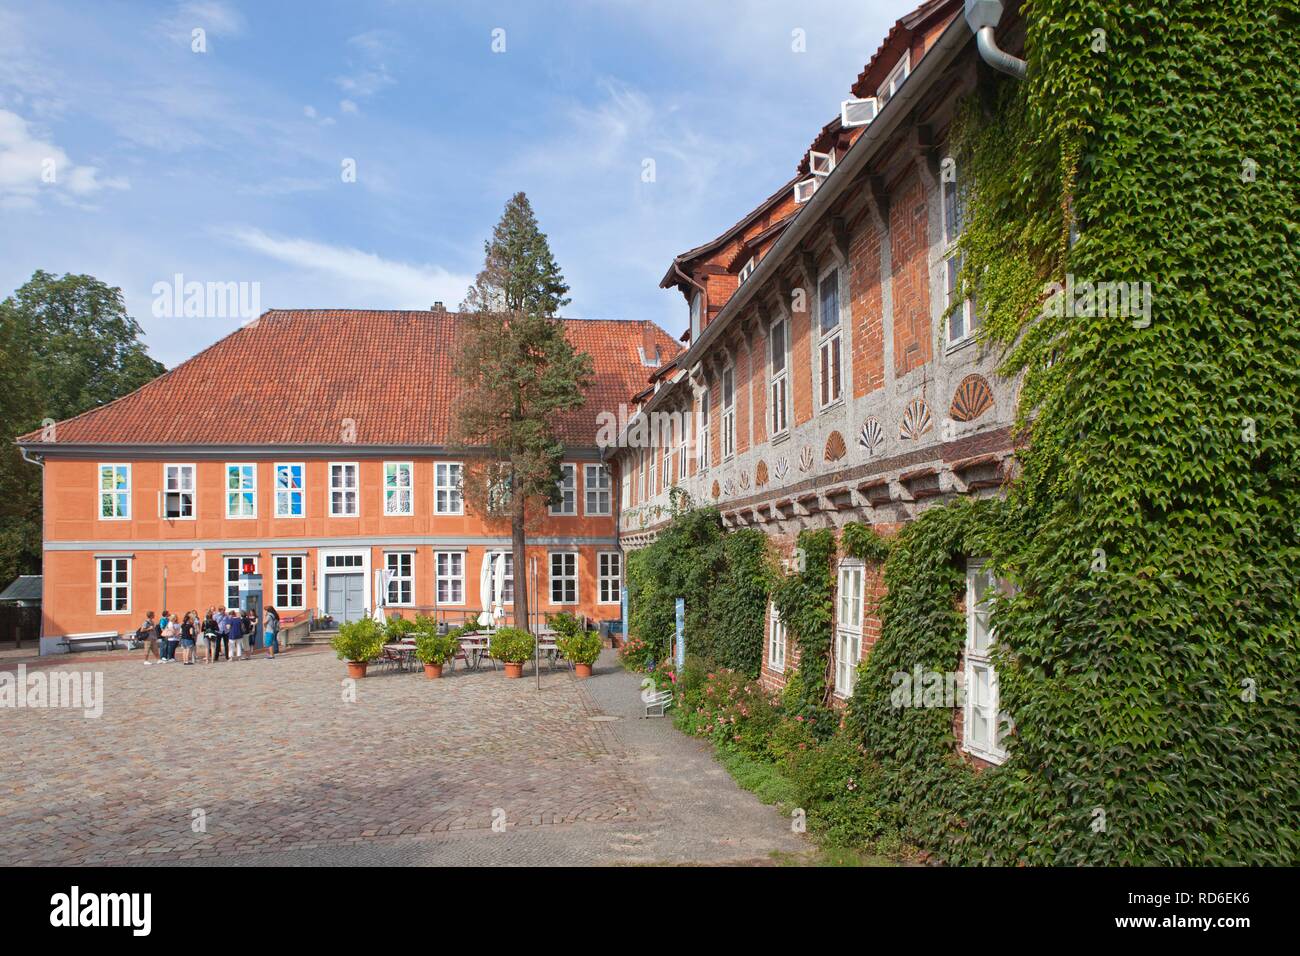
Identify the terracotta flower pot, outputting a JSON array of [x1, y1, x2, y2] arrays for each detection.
[[503, 661, 523, 679], [346, 660, 368, 679], [423, 662, 443, 679], [574, 662, 593, 679]]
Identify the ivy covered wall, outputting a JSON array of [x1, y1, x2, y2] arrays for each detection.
[[846, 0, 1298, 864]]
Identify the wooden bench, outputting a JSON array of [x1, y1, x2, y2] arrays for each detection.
[[59, 631, 120, 653]]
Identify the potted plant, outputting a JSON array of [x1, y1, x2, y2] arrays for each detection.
[[556, 630, 602, 678], [550, 613, 602, 678], [331, 618, 385, 679], [489, 627, 535, 679], [413, 617, 460, 679]]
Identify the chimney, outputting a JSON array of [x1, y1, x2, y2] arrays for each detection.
[[639, 322, 660, 367], [431, 301, 445, 313]]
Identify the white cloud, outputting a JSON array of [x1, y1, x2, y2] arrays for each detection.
[[169, 1, 245, 40], [335, 29, 397, 100], [339, 99, 359, 114], [222, 227, 474, 309], [0, 109, 129, 202]]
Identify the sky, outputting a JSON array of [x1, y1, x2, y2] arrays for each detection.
[[0, 0, 917, 368]]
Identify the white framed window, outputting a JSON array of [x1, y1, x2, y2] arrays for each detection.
[[697, 390, 711, 471], [550, 551, 577, 605], [385, 551, 414, 606], [738, 256, 756, 284], [662, 419, 673, 487], [585, 464, 612, 515], [551, 462, 577, 515], [98, 464, 131, 520], [835, 560, 864, 697], [689, 291, 702, 342], [638, 449, 648, 502], [769, 317, 788, 436], [620, 465, 631, 511], [435, 551, 465, 605], [225, 555, 258, 609], [963, 560, 1009, 764], [878, 52, 910, 105], [383, 461, 413, 516], [273, 554, 304, 609], [598, 551, 622, 604], [721, 365, 736, 460], [96, 556, 130, 614], [163, 463, 195, 519], [435, 462, 463, 515], [225, 463, 256, 518], [818, 269, 843, 409], [677, 416, 688, 479], [274, 463, 304, 517], [768, 602, 787, 672], [329, 462, 358, 517], [942, 167, 978, 345], [484, 550, 515, 604]]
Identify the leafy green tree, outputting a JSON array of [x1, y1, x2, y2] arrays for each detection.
[[454, 193, 593, 631], [0, 271, 164, 581]]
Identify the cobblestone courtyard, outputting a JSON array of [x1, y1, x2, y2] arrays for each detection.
[[0, 648, 805, 866]]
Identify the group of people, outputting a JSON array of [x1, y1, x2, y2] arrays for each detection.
[[136, 605, 282, 666]]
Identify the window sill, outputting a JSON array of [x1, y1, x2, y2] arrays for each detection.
[[944, 334, 976, 357], [770, 430, 791, 446], [817, 399, 846, 415], [961, 742, 1008, 766]]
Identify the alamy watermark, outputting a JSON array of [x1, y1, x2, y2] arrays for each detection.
[[0, 665, 103, 718], [1041, 273, 1154, 328], [152, 273, 261, 322]]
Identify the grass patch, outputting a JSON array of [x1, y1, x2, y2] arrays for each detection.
[[715, 743, 800, 809]]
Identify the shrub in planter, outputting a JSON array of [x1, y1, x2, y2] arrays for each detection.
[[414, 630, 460, 678], [332, 619, 385, 678], [556, 629, 602, 678], [489, 627, 535, 678]]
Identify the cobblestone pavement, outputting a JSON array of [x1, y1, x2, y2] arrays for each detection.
[[0, 649, 806, 866]]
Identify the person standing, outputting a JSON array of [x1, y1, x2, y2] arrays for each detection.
[[180, 610, 198, 665], [160, 610, 178, 663], [264, 606, 281, 660], [203, 607, 221, 663], [139, 611, 160, 665], [228, 607, 247, 661]]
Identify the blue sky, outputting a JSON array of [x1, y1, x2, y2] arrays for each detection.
[[0, 0, 915, 367]]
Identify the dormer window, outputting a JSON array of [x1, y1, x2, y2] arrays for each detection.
[[878, 53, 910, 106], [738, 257, 756, 285], [689, 292, 702, 342]]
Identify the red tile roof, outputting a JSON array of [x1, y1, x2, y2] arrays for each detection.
[[17, 310, 680, 448]]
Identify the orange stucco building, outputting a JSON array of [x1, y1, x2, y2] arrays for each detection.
[[18, 309, 679, 652]]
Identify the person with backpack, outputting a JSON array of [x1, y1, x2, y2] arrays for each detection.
[[159, 610, 179, 663], [139, 611, 160, 666], [203, 607, 222, 663], [264, 606, 281, 660]]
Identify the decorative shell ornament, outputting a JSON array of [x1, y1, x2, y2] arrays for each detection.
[[858, 417, 885, 456], [824, 430, 847, 462], [723, 477, 737, 497], [738, 471, 751, 491], [799, 446, 815, 472], [773, 456, 790, 481], [950, 374, 995, 422], [899, 399, 933, 441], [711, 480, 720, 499], [755, 460, 769, 487]]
